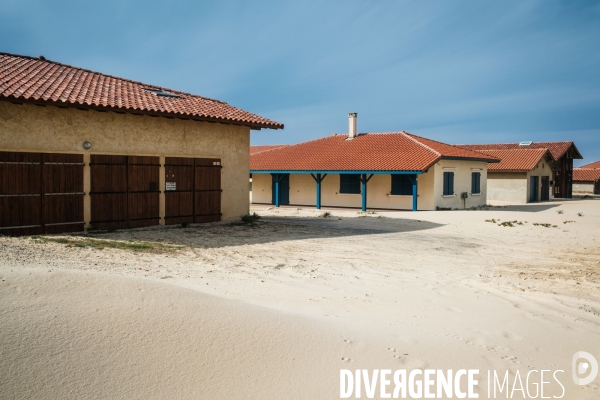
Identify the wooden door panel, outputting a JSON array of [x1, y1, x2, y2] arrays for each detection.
[[165, 165, 194, 191], [128, 192, 159, 220], [44, 194, 84, 224], [43, 164, 84, 194], [90, 193, 126, 222], [0, 164, 41, 195], [91, 165, 127, 193], [0, 196, 41, 228], [165, 191, 193, 218], [128, 165, 159, 192], [195, 191, 221, 216], [195, 166, 221, 191]]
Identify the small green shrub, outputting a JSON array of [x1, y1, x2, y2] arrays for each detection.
[[241, 212, 261, 224], [498, 220, 520, 227], [320, 211, 332, 218], [557, 210, 564, 214], [578, 212, 584, 217]]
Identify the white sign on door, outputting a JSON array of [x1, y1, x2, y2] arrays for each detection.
[[166, 182, 176, 191]]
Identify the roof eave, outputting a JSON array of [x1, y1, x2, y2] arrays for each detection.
[[0, 95, 284, 130], [569, 143, 584, 160], [488, 169, 532, 173], [440, 156, 501, 163], [250, 169, 425, 174]]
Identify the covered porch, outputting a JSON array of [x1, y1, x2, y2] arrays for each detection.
[[250, 170, 422, 212]]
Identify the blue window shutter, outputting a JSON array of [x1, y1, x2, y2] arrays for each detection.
[[340, 174, 361, 194], [443, 171, 454, 196], [443, 172, 448, 195], [471, 172, 481, 194], [391, 175, 412, 195]]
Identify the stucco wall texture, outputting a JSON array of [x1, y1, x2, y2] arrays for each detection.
[[251, 160, 489, 211], [0, 101, 251, 222], [486, 158, 553, 204], [573, 182, 595, 193]]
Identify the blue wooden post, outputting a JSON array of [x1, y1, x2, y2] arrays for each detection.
[[361, 174, 366, 211], [273, 174, 280, 207], [412, 174, 418, 212], [316, 173, 321, 209], [311, 173, 327, 210]]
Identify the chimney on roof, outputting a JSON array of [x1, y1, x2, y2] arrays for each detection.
[[348, 112, 357, 139]]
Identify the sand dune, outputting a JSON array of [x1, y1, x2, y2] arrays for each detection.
[[1, 198, 599, 398]]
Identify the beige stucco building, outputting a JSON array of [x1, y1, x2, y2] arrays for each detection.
[[252, 159, 489, 211], [469, 148, 555, 204], [573, 168, 600, 194], [250, 115, 498, 211], [0, 52, 282, 235]]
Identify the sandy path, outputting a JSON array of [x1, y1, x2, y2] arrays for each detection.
[[1, 198, 599, 398]]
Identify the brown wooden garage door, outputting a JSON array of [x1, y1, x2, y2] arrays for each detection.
[[90, 155, 160, 230], [164, 157, 221, 224], [0, 151, 84, 236]]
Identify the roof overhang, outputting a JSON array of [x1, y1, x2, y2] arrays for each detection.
[[250, 170, 423, 174], [0, 96, 284, 130], [440, 156, 500, 163], [568, 143, 584, 160]]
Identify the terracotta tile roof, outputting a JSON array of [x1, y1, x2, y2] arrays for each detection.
[[457, 141, 582, 160], [475, 148, 551, 172], [0, 52, 283, 130], [573, 168, 600, 182], [250, 132, 498, 172], [250, 145, 288, 155], [580, 160, 600, 169]]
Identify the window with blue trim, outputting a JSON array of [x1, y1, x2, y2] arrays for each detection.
[[471, 172, 481, 194], [340, 174, 361, 194], [391, 175, 413, 195], [443, 172, 454, 195]]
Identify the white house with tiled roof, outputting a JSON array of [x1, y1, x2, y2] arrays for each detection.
[[250, 113, 499, 211]]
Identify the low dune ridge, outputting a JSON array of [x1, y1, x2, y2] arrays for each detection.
[[1, 198, 599, 398]]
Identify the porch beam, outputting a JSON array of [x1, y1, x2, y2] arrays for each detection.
[[360, 174, 374, 211], [311, 173, 328, 209]]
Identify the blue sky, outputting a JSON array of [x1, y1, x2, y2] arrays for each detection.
[[1, 0, 599, 165]]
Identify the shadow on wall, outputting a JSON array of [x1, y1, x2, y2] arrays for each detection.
[[76, 215, 444, 249]]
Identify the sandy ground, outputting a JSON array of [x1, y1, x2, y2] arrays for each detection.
[[1, 198, 599, 399]]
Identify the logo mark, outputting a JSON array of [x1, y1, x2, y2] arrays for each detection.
[[572, 351, 598, 385]]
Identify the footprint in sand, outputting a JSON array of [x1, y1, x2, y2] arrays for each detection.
[[387, 348, 406, 359], [482, 345, 506, 353], [341, 357, 352, 362], [501, 355, 521, 364]]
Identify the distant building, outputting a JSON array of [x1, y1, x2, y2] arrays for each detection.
[[250, 145, 288, 155], [580, 160, 600, 169], [463, 148, 555, 204], [457, 142, 583, 203], [573, 168, 600, 194], [250, 113, 498, 211], [458, 142, 582, 199]]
